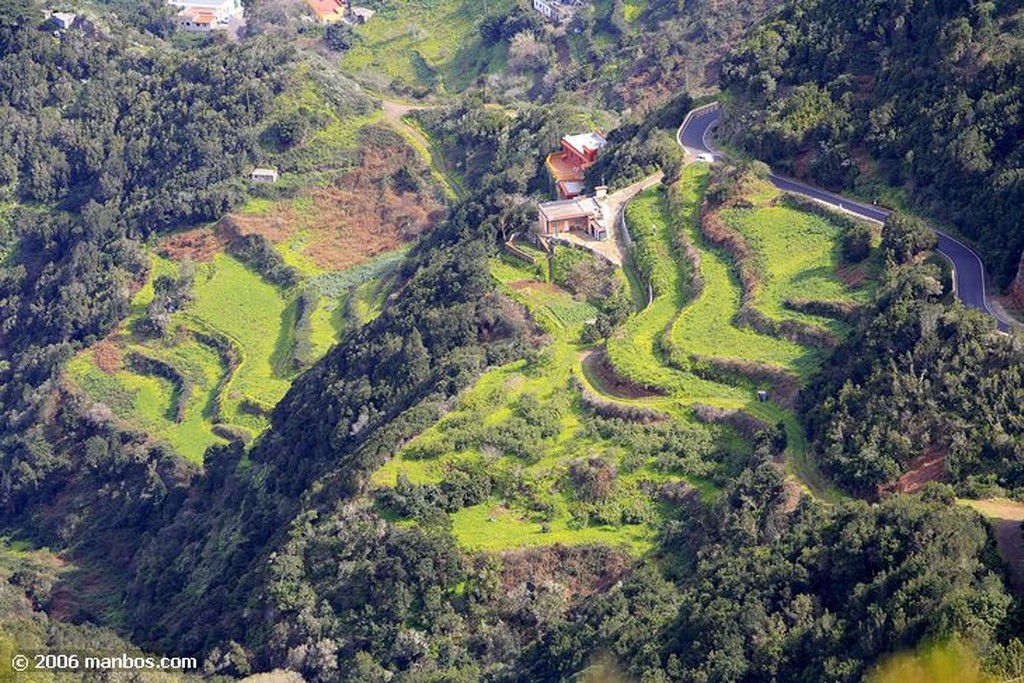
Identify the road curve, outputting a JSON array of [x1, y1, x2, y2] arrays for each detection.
[[678, 105, 1011, 332]]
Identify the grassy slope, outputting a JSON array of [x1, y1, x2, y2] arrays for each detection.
[[601, 164, 870, 500], [670, 182, 812, 376], [372, 254, 736, 555], [720, 201, 873, 331], [341, 0, 514, 93], [607, 177, 748, 402], [189, 254, 296, 424]]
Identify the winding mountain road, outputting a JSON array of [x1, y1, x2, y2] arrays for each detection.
[[678, 104, 1012, 332]]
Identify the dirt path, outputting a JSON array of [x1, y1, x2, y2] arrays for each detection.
[[580, 348, 662, 399], [380, 99, 463, 200], [960, 498, 1024, 596]]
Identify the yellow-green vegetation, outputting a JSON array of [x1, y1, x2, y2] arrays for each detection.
[[719, 185, 874, 335], [188, 254, 296, 425], [350, 274, 395, 324], [866, 639, 995, 683], [67, 339, 226, 461], [623, 0, 647, 23], [451, 503, 656, 553], [608, 177, 749, 401], [603, 163, 870, 500], [340, 0, 514, 92], [372, 255, 740, 555], [65, 245, 401, 462], [669, 187, 813, 375]]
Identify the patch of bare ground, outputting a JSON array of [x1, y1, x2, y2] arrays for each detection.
[[178, 137, 447, 271], [882, 446, 948, 496], [781, 479, 804, 513], [489, 545, 632, 602], [91, 339, 122, 374], [836, 260, 871, 288], [159, 225, 231, 262], [581, 348, 663, 399]]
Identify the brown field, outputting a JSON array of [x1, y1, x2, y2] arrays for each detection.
[[160, 137, 447, 271], [234, 141, 446, 270], [160, 226, 231, 262], [91, 340, 123, 374]]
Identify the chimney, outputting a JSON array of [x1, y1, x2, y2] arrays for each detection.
[[594, 185, 608, 199]]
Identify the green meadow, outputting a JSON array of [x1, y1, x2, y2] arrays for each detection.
[[340, 0, 515, 93], [719, 200, 874, 331]]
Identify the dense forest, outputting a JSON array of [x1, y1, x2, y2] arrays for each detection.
[[2, 0, 1024, 680], [721, 0, 1024, 287], [0, 0, 296, 512], [802, 212, 1024, 496]]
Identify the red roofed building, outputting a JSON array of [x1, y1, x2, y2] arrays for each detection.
[[170, 0, 242, 32], [545, 131, 607, 199], [306, 0, 344, 23]]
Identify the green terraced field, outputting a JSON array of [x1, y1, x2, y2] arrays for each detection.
[[372, 255, 737, 554], [603, 164, 864, 499], [65, 246, 395, 461], [720, 200, 873, 331], [188, 254, 297, 427], [670, 216, 812, 375], [66, 339, 226, 462]]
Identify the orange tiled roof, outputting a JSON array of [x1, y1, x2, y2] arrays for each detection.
[[306, 0, 342, 17]]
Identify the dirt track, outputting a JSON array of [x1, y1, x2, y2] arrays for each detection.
[[961, 498, 1024, 596]]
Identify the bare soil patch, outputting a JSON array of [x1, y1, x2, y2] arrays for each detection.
[[160, 226, 231, 262], [836, 260, 871, 288], [884, 446, 948, 495], [492, 545, 632, 602], [91, 339, 123, 374]]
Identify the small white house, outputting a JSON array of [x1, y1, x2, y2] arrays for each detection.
[[249, 167, 280, 183], [168, 0, 243, 32], [49, 11, 77, 29], [532, 0, 582, 22]]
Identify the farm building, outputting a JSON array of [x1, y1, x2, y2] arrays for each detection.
[[169, 0, 242, 31], [350, 6, 374, 23], [532, 0, 585, 22], [249, 167, 279, 183], [47, 11, 77, 29], [536, 188, 610, 241], [306, 0, 345, 23], [546, 131, 607, 199]]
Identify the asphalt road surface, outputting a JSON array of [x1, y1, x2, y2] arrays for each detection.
[[679, 106, 1011, 332]]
